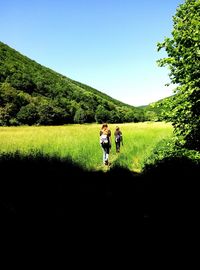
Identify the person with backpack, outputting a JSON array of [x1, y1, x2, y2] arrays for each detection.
[[100, 123, 111, 165], [114, 126, 123, 153]]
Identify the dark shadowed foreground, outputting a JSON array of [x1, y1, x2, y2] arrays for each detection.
[[0, 153, 199, 237]]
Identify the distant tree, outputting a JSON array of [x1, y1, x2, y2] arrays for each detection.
[[157, 0, 200, 150], [123, 110, 136, 122], [17, 91, 32, 107], [123, 109, 145, 123], [17, 103, 39, 125], [74, 108, 86, 124], [0, 104, 16, 125], [95, 105, 110, 123], [37, 103, 55, 125], [51, 105, 70, 125], [0, 82, 17, 104], [0, 83, 20, 125], [134, 109, 146, 122], [109, 110, 120, 123], [145, 110, 158, 122], [84, 109, 95, 123]]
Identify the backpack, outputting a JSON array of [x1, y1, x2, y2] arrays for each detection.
[[100, 134, 109, 145], [115, 133, 121, 143]]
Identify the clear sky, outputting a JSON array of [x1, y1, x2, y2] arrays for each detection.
[[0, 0, 184, 106]]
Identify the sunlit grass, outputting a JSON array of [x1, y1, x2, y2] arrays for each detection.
[[0, 122, 173, 172], [110, 122, 173, 171]]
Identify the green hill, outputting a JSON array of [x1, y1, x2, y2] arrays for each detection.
[[142, 95, 175, 121], [0, 41, 145, 126]]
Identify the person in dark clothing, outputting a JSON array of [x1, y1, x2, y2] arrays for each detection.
[[114, 126, 123, 153], [100, 123, 111, 165]]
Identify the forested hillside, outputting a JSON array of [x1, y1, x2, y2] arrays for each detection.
[[0, 41, 146, 126], [140, 95, 174, 122]]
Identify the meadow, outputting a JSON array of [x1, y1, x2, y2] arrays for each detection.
[[0, 122, 173, 172]]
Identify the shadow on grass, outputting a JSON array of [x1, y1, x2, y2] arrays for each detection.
[[0, 152, 199, 231], [143, 156, 199, 228]]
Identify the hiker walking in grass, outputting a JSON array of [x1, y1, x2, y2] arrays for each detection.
[[100, 123, 111, 165], [114, 126, 123, 153]]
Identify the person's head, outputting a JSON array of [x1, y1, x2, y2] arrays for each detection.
[[116, 126, 119, 131], [102, 123, 108, 130]]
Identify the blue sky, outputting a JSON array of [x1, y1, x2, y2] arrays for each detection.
[[0, 0, 184, 106]]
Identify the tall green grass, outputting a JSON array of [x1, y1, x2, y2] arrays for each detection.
[[110, 122, 173, 171], [0, 122, 173, 172]]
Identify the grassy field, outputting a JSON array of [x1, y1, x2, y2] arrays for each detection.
[[0, 122, 173, 172]]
